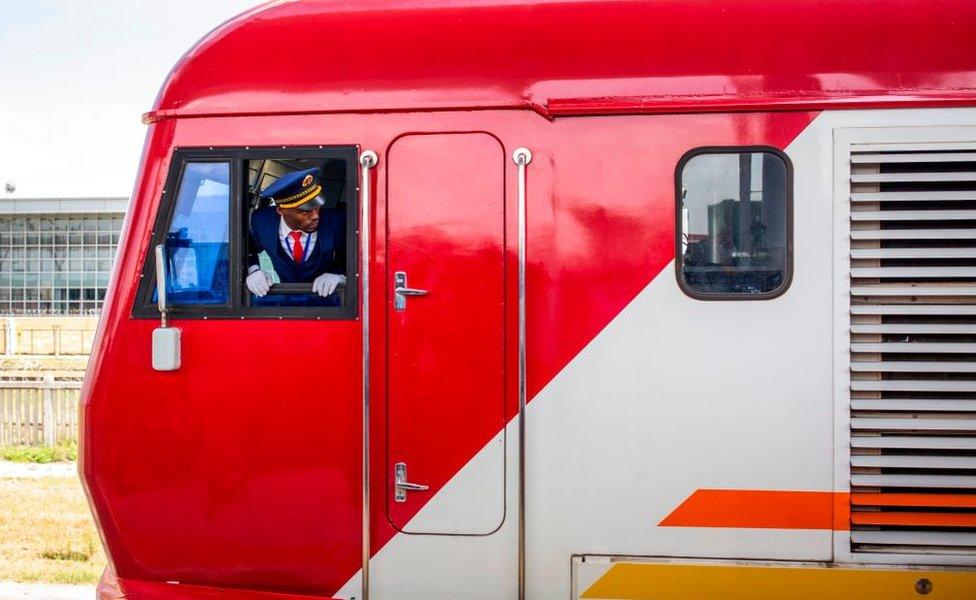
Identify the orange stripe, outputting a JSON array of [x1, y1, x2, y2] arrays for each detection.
[[833, 489, 850, 531], [851, 492, 976, 509], [659, 489, 846, 530], [662, 489, 976, 531], [850, 511, 976, 528]]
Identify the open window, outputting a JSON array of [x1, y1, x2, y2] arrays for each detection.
[[135, 146, 358, 319], [676, 147, 793, 300]]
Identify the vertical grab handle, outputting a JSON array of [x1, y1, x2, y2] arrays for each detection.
[[512, 146, 532, 600], [154, 244, 168, 328], [359, 149, 377, 600]]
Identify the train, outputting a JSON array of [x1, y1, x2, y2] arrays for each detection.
[[80, 1, 976, 598]]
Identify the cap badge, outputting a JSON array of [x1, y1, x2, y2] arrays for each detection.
[[302, 174, 314, 187]]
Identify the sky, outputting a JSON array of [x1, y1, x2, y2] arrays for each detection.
[[0, 0, 262, 200]]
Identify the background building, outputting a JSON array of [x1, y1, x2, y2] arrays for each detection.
[[0, 197, 126, 315], [0, 196, 126, 379]]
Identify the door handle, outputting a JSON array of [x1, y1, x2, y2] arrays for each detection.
[[394, 462, 429, 502], [394, 271, 428, 311]]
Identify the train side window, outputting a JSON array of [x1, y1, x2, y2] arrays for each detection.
[[676, 147, 793, 299], [157, 161, 231, 306]]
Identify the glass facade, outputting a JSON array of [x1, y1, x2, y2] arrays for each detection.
[[0, 214, 124, 315]]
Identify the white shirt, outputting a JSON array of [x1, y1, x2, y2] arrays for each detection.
[[277, 217, 317, 262]]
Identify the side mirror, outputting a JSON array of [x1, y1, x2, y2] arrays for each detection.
[[152, 244, 181, 371]]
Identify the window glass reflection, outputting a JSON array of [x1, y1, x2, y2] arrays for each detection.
[[159, 162, 231, 306], [679, 150, 790, 297]]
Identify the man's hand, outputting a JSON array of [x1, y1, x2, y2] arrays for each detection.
[[312, 273, 346, 297], [246, 269, 273, 297]]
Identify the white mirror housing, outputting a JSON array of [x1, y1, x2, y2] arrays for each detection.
[[152, 327, 181, 371]]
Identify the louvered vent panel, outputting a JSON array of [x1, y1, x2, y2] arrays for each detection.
[[849, 148, 976, 556]]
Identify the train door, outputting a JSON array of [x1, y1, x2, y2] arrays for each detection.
[[371, 131, 512, 597]]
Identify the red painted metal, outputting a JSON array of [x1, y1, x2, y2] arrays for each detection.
[[115, 577, 340, 600], [80, 0, 976, 598], [148, 0, 976, 122], [384, 133, 507, 534], [82, 107, 816, 598]]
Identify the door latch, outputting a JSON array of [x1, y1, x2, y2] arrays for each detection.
[[394, 271, 428, 311], [394, 462, 429, 502]]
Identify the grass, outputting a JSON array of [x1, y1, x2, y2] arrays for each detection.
[[0, 439, 77, 464], [0, 475, 105, 584]]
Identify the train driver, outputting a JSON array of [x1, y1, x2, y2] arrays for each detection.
[[245, 167, 346, 305]]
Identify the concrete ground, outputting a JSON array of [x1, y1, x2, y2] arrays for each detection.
[[0, 462, 76, 479], [0, 582, 93, 600]]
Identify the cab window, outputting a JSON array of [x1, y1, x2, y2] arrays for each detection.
[[136, 147, 358, 319], [244, 157, 350, 309], [157, 161, 231, 306]]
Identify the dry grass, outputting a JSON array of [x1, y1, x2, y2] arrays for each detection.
[[0, 475, 105, 584]]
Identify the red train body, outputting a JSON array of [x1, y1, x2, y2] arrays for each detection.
[[81, 1, 976, 598]]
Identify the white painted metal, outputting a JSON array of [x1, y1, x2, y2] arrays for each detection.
[[851, 286, 976, 296], [851, 435, 976, 450], [852, 324, 976, 334], [851, 380, 976, 392], [851, 152, 976, 163], [850, 141, 976, 152], [851, 342, 976, 353], [851, 417, 976, 431], [851, 172, 976, 182], [851, 228, 976, 240], [851, 455, 976, 469], [850, 398, 976, 411], [851, 304, 976, 315], [851, 267, 976, 278], [851, 247, 976, 259], [850, 361, 976, 372], [850, 474, 976, 488], [840, 122, 976, 562], [850, 210, 976, 221], [850, 532, 976, 546], [852, 191, 976, 201]]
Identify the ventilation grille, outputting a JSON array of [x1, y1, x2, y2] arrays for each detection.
[[849, 148, 976, 556]]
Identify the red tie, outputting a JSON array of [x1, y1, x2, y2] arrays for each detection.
[[289, 231, 304, 263]]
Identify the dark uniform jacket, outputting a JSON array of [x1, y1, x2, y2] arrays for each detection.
[[247, 206, 345, 305]]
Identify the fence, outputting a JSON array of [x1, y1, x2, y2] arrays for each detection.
[[0, 377, 81, 446], [1, 317, 98, 356]]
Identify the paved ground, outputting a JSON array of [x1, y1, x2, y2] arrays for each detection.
[[0, 462, 76, 479], [0, 583, 94, 600]]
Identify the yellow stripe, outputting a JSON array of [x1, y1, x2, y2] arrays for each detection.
[[276, 184, 321, 208], [581, 562, 976, 600]]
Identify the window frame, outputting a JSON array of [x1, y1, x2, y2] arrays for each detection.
[[674, 145, 794, 301], [133, 146, 359, 320]]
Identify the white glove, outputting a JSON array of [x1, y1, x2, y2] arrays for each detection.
[[312, 273, 346, 297], [246, 269, 273, 297]]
